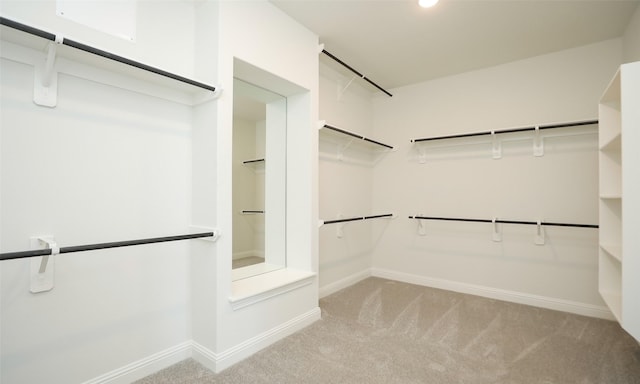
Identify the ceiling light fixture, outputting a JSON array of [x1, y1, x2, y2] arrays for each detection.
[[418, 0, 439, 8]]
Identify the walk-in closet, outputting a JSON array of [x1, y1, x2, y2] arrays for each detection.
[[1, 1, 640, 383]]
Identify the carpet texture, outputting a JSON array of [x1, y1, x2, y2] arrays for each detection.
[[135, 277, 640, 383]]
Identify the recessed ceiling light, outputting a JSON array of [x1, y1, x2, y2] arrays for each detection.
[[418, 0, 439, 8]]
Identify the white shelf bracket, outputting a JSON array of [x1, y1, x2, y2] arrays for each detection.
[[189, 226, 220, 243], [533, 126, 544, 157], [30, 236, 58, 293], [337, 75, 358, 101], [337, 138, 354, 161], [491, 131, 502, 159], [33, 37, 62, 107], [492, 217, 502, 242], [317, 43, 325, 54], [417, 146, 427, 164], [417, 217, 427, 236], [333, 214, 348, 238], [534, 220, 545, 245]]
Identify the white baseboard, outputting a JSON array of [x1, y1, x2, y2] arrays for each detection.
[[319, 269, 371, 298], [371, 268, 615, 320], [80, 341, 192, 384], [83, 307, 321, 383], [208, 306, 322, 372]]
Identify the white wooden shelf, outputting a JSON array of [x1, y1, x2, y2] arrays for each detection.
[[598, 61, 640, 342], [600, 244, 622, 262]]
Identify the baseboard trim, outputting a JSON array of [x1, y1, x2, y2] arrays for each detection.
[[80, 340, 192, 384], [371, 268, 614, 320], [190, 307, 322, 373], [319, 269, 372, 298], [211, 306, 322, 372], [82, 307, 321, 382]]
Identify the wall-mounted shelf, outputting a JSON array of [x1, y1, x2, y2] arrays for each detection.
[[410, 119, 598, 161], [598, 61, 640, 341], [319, 121, 395, 164], [242, 158, 265, 172], [320, 214, 395, 238], [320, 46, 392, 97], [0, 17, 220, 106]]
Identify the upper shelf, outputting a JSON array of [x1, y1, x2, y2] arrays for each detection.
[[410, 120, 598, 143], [0, 17, 219, 104], [319, 122, 394, 150]]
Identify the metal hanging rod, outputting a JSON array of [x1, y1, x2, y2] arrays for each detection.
[[408, 215, 598, 229], [322, 124, 394, 150], [321, 49, 392, 97], [241, 210, 264, 214], [242, 158, 265, 164], [410, 120, 598, 143], [323, 214, 393, 225], [0, 17, 217, 92], [0, 232, 215, 261]]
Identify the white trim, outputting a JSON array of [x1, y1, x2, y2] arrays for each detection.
[[319, 269, 371, 298], [82, 306, 321, 382], [229, 269, 316, 310], [193, 307, 322, 373], [80, 341, 192, 384], [371, 268, 615, 320]]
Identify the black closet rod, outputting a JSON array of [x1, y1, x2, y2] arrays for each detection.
[[408, 216, 598, 229], [321, 49, 393, 97], [323, 213, 393, 225], [410, 120, 598, 143], [323, 124, 394, 149], [0, 232, 215, 261], [0, 17, 217, 92]]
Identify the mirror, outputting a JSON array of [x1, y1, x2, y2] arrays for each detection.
[[232, 77, 287, 280]]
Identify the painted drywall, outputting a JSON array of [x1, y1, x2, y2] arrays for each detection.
[[0, 2, 214, 383], [318, 60, 376, 296], [370, 39, 623, 317], [623, 4, 640, 62], [204, 0, 320, 370]]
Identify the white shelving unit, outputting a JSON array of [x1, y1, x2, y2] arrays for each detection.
[[598, 61, 640, 342]]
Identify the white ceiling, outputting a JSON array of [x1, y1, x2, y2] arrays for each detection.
[[271, 0, 639, 91]]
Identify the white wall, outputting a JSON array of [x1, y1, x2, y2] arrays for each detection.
[[370, 39, 623, 317], [623, 4, 640, 63], [0, 2, 218, 383], [197, 0, 319, 372], [318, 60, 376, 296]]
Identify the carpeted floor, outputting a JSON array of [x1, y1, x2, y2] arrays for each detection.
[[135, 277, 640, 383]]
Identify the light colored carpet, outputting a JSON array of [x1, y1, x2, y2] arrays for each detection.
[[135, 277, 640, 383]]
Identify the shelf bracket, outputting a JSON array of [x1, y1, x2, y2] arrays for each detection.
[[417, 217, 427, 236], [337, 138, 355, 161], [491, 131, 502, 159], [533, 126, 544, 157], [492, 217, 502, 242], [33, 37, 62, 108], [30, 236, 58, 293], [534, 220, 545, 245], [417, 146, 427, 164], [337, 75, 358, 101], [336, 214, 346, 238]]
